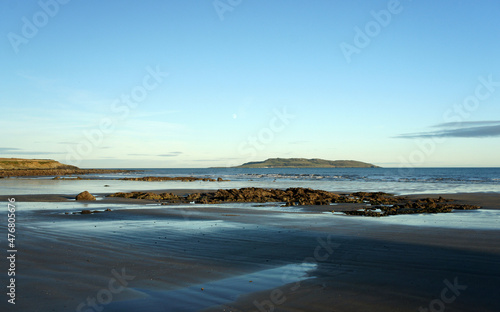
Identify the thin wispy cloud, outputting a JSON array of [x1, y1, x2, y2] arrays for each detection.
[[0, 147, 65, 156], [0, 148, 21, 153], [396, 121, 500, 139], [432, 121, 500, 128], [158, 152, 182, 157], [17, 71, 110, 111], [16, 72, 59, 88]]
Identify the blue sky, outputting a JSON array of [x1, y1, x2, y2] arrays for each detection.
[[1, 0, 500, 168]]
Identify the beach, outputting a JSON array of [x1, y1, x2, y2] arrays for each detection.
[[1, 188, 499, 312], [5, 0, 500, 310]]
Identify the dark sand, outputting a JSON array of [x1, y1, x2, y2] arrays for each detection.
[[0, 192, 499, 311]]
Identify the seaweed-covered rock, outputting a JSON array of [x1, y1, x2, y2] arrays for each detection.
[[76, 191, 96, 201], [119, 176, 216, 182], [107, 188, 481, 217], [109, 192, 180, 201], [345, 200, 480, 217]]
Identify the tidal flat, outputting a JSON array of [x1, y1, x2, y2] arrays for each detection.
[[0, 189, 499, 311]]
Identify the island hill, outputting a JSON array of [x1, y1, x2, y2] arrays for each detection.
[[234, 158, 380, 168], [0, 158, 128, 177]]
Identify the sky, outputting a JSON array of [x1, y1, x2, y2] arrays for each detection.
[[1, 0, 500, 168]]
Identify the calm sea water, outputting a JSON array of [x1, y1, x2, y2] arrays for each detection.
[[1, 167, 499, 195]]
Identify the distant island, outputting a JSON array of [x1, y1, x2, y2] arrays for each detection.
[[234, 158, 380, 168]]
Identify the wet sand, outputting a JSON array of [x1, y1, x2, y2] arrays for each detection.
[[0, 192, 499, 311]]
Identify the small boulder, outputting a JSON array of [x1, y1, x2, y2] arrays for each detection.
[[81, 210, 92, 214], [76, 191, 96, 201]]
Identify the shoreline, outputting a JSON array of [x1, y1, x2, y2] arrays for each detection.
[[3, 189, 499, 311], [2, 183, 500, 311], [0, 168, 133, 178]]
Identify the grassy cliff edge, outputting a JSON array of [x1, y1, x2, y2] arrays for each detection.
[[0, 158, 130, 177], [0, 158, 78, 170]]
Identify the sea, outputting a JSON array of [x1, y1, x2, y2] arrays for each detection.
[[1, 167, 500, 196], [4, 168, 498, 312]]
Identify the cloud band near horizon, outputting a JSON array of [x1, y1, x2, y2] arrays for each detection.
[[396, 121, 500, 139]]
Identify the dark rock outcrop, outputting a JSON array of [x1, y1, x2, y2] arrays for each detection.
[[119, 176, 230, 182], [344, 196, 480, 216], [109, 192, 180, 201], [120, 176, 217, 182], [76, 191, 96, 201], [107, 187, 480, 217]]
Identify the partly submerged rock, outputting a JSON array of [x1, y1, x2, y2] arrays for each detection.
[[76, 191, 96, 201], [107, 187, 480, 217]]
